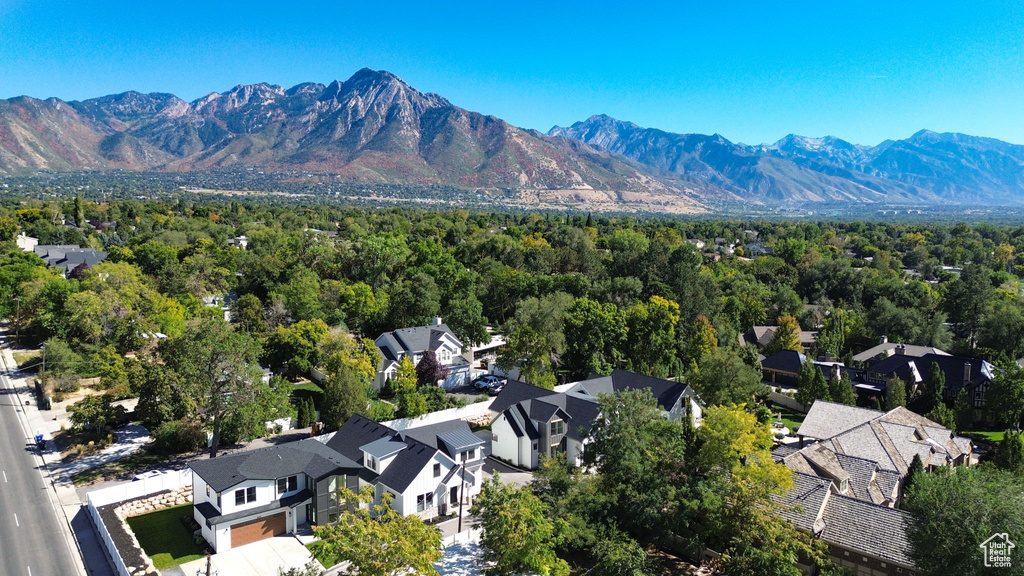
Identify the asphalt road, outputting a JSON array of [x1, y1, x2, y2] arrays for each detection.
[[0, 366, 79, 576]]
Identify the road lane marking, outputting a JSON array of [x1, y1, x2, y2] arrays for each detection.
[[14, 513, 19, 526], [3, 470, 6, 482], [27, 567, 32, 576]]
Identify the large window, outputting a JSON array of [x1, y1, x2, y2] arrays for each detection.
[[433, 463, 441, 477], [235, 486, 256, 506], [550, 420, 565, 437], [366, 454, 377, 471], [277, 475, 298, 496], [416, 492, 435, 512], [460, 449, 476, 462]]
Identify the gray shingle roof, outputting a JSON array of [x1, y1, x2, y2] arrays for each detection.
[[774, 472, 831, 534], [376, 439, 438, 493], [581, 369, 699, 412], [189, 438, 359, 493], [797, 401, 883, 440], [761, 349, 807, 374], [489, 380, 559, 414], [819, 494, 914, 566], [853, 342, 950, 364], [325, 414, 395, 463]]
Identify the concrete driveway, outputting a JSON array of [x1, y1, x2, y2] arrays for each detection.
[[481, 457, 533, 487], [169, 536, 320, 576]]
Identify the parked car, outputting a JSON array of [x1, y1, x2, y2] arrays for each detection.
[[487, 379, 507, 396], [474, 375, 502, 391], [133, 470, 167, 481]]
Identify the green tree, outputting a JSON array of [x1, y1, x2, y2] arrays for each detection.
[[903, 466, 1024, 576], [987, 361, 1024, 428], [320, 363, 369, 431], [955, 388, 975, 433], [264, 318, 330, 376], [68, 394, 127, 432], [763, 315, 802, 356], [686, 348, 765, 407], [884, 376, 907, 410], [683, 315, 718, 371], [828, 370, 857, 406], [397, 391, 428, 419], [926, 402, 956, 430], [133, 361, 190, 430], [924, 362, 946, 412], [498, 292, 573, 385], [561, 297, 627, 379], [310, 487, 442, 576], [903, 453, 925, 497], [384, 356, 417, 398], [585, 389, 689, 546], [231, 293, 268, 334], [795, 361, 829, 410], [472, 475, 569, 576], [159, 318, 271, 457], [623, 295, 681, 377], [993, 429, 1024, 474]]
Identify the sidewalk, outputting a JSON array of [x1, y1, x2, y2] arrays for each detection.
[[2, 342, 115, 576]]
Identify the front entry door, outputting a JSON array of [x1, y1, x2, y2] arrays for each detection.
[[450, 486, 459, 505]]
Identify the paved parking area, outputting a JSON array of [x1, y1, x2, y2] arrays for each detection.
[[169, 536, 320, 576], [481, 457, 533, 487]]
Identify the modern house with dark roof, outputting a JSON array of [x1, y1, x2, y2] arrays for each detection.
[[775, 472, 915, 575], [490, 370, 703, 470], [189, 438, 363, 552], [189, 415, 485, 552], [374, 317, 470, 390]]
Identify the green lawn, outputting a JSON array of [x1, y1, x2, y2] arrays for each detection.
[[292, 381, 324, 395], [963, 430, 1005, 444], [771, 404, 806, 433], [126, 504, 204, 570]]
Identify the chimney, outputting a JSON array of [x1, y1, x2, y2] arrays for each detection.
[[963, 362, 971, 385], [895, 344, 906, 356], [831, 364, 841, 382], [433, 317, 443, 326], [880, 335, 888, 344]]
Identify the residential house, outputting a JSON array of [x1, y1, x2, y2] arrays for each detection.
[[774, 443, 902, 507], [740, 326, 818, 352], [852, 336, 950, 367], [323, 416, 485, 520], [189, 415, 485, 552], [30, 244, 108, 277], [489, 370, 703, 470], [761, 349, 807, 386], [864, 352, 994, 408], [374, 318, 470, 390], [796, 401, 973, 475], [189, 438, 363, 552], [775, 472, 916, 575]]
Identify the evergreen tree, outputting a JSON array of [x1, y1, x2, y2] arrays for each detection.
[[320, 363, 369, 431], [903, 453, 924, 497], [884, 376, 906, 410], [924, 362, 946, 412], [993, 429, 1024, 474], [795, 361, 829, 410], [829, 370, 857, 406], [954, 388, 974, 433], [926, 402, 956, 430]]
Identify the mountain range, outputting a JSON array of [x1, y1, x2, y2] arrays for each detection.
[[2, 68, 1023, 209]]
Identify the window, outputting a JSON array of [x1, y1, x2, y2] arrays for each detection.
[[277, 475, 298, 495], [206, 485, 210, 497], [461, 449, 476, 462], [433, 463, 441, 477], [235, 486, 256, 506], [416, 492, 435, 512], [550, 420, 565, 436], [366, 454, 377, 470]]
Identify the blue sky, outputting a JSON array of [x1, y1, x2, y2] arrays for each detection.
[[2, 0, 1023, 146]]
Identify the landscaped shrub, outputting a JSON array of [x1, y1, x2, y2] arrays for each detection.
[[153, 418, 205, 454]]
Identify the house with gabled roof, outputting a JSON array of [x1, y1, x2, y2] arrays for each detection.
[[864, 352, 995, 408], [775, 472, 916, 575], [188, 414, 485, 552], [852, 336, 950, 367], [489, 370, 703, 470], [374, 317, 470, 390], [796, 400, 974, 476]]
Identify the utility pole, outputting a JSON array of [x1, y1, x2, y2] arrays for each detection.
[[457, 463, 467, 533], [40, 342, 46, 387]]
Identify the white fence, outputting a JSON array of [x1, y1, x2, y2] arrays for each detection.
[[383, 400, 495, 432], [86, 469, 191, 576], [442, 527, 482, 547], [769, 387, 805, 413], [87, 468, 191, 507]]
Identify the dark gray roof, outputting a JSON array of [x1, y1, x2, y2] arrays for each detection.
[[326, 414, 396, 463], [195, 489, 311, 525], [761, 349, 807, 374], [376, 439, 438, 493], [582, 369, 698, 411], [511, 404, 540, 440], [400, 420, 484, 459], [525, 398, 568, 423], [384, 323, 462, 355], [489, 380, 559, 414], [189, 439, 359, 493], [820, 494, 914, 566], [774, 472, 830, 533]]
